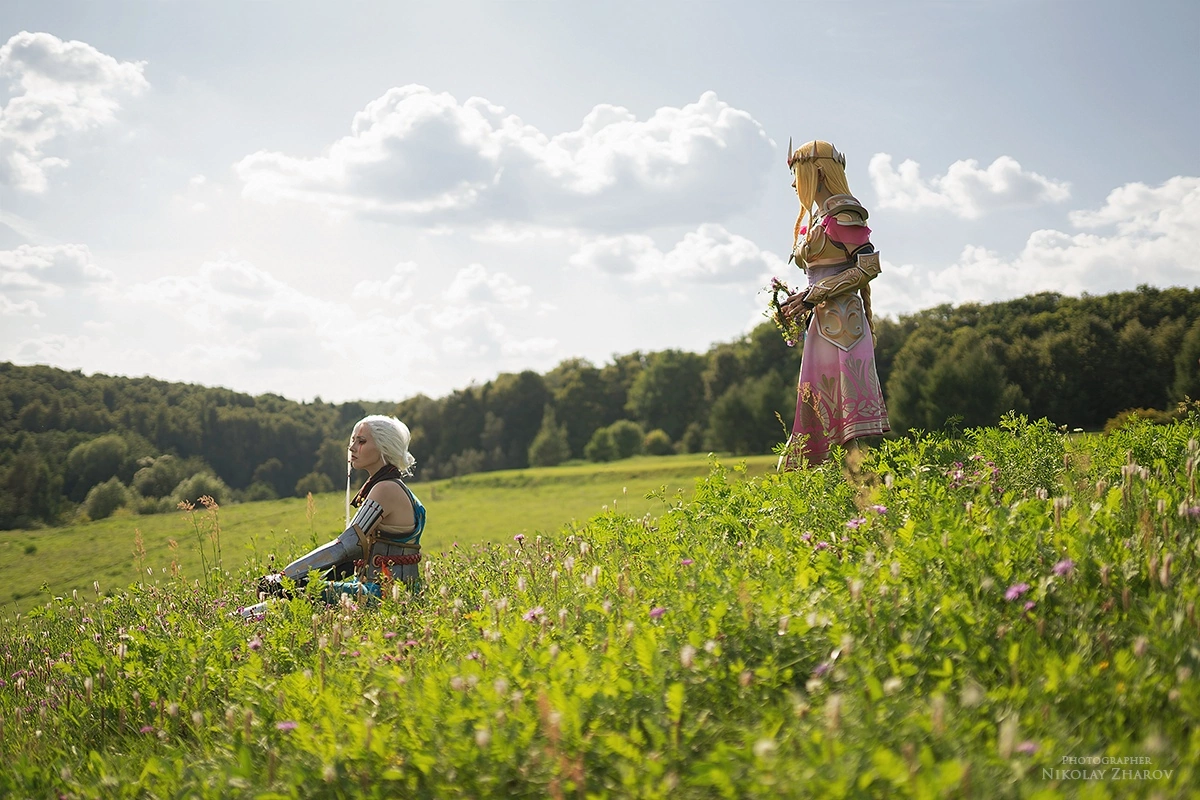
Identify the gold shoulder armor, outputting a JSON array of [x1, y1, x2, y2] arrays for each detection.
[[823, 194, 869, 226]]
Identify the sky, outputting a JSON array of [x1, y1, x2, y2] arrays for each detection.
[[1, 0, 1197, 404]]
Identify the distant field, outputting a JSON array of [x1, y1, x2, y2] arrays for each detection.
[[0, 452, 777, 617]]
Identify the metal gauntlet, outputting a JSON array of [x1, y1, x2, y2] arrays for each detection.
[[804, 251, 881, 305], [280, 500, 384, 579]]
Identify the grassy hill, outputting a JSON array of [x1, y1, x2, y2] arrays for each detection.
[[1, 416, 1196, 798], [1, 453, 777, 617]]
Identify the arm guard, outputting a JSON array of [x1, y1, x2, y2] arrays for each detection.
[[804, 251, 881, 306], [280, 499, 383, 579]]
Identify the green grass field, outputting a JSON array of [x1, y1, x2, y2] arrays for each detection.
[[0, 453, 778, 617]]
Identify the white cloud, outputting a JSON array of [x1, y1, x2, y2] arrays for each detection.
[[352, 260, 419, 304], [868, 153, 1070, 219], [235, 86, 774, 230], [0, 243, 111, 315], [0, 31, 148, 193], [443, 262, 532, 308], [570, 223, 786, 284], [2, 254, 562, 400], [873, 175, 1199, 316], [421, 263, 553, 360]]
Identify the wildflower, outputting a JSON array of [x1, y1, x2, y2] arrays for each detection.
[[1016, 741, 1039, 755], [1023, 601, 1036, 613], [248, 636, 263, 652], [814, 542, 829, 551], [275, 720, 298, 732], [522, 606, 544, 623], [680, 644, 696, 670], [753, 738, 777, 758], [870, 504, 887, 515], [1052, 559, 1074, 577], [680, 558, 694, 566], [649, 606, 667, 620], [813, 662, 831, 678], [192, 711, 203, 727], [140, 725, 155, 734], [384, 631, 397, 639], [1133, 637, 1148, 658], [846, 517, 866, 529], [1004, 583, 1030, 601], [513, 533, 525, 544]]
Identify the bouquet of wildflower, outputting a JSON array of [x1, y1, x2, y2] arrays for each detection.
[[766, 277, 810, 348]]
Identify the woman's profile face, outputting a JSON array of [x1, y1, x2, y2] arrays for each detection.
[[349, 423, 383, 471]]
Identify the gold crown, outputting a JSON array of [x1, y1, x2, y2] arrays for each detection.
[[786, 138, 846, 169]]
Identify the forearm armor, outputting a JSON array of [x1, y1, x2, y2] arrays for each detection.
[[280, 499, 383, 579], [804, 251, 881, 306]]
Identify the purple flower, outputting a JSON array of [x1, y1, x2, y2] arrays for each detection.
[[384, 631, 397, 639], [1023, 601, 1036, 612], [404, 639, 419, 647], [1016, 741, 1039, 755], [870, 505, 888, 515], [680, 558, 694, 566], [248, 636, 262, 652], [801, 532, 813, 543], [513, 533, 525, 544], [814, 541, 829, 551], [1052, 559, 1075, 577], [846, 517, 867, 529], [140, 725, 155, 734], [522, 606, 544, 622], [813, 662, 831, 678], [275, 720, 298, 732], [1005, 583, 1030, 601], [649, 606, 667, 620]]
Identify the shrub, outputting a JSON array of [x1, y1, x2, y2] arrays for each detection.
[[607, 420, 645, 459], [132, 455, 205, 499], [584, 428, 618, 462], [528, 407, 571, 467], [643, 428, 673, 455], [243, 481, 280, 502], [171, 472, 230, 507], [293, 472, 333, 497], [83, 477, 130, 520], [1103, 407, 1174, 434]]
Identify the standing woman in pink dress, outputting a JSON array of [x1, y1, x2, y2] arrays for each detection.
[[779, 140, 890, 467]]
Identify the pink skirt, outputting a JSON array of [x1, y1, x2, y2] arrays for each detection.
[[781, 292, 889, 468]]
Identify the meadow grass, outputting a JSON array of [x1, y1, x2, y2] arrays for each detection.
[[0, 453, 777, 617], [2, 415, 1197, 798]]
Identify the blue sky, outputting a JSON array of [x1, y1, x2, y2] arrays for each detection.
[[1, 0, 1197, 402]]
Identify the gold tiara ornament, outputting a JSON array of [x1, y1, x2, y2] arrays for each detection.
[[786, 138, 846, 169]]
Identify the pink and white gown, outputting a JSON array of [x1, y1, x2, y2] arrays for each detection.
[[782, 218, 890, 467]]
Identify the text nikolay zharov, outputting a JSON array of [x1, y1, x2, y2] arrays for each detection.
[[1046, 756, 1173, 782]]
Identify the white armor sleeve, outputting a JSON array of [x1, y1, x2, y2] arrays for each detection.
[[280, 500, 384, 579]]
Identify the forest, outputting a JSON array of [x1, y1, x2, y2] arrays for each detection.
[[1, 285, 1197, 530]]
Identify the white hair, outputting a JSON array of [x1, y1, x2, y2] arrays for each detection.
[[344, 414, 417, 525]]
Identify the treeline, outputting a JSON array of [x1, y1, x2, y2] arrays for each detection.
[[1, 285, 1197, 529]]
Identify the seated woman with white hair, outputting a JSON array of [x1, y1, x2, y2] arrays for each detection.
[[242, 414, 426, 615]]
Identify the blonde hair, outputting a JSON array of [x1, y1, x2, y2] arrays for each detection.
[[791, 140, 853, 252]]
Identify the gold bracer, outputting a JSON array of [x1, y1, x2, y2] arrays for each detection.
[[803, 251, 882, 306]]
